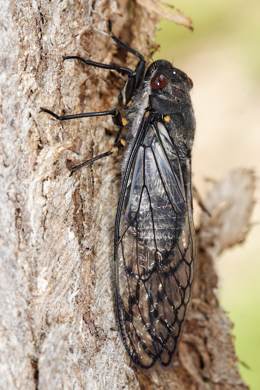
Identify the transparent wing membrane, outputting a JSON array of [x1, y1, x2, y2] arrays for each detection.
[[114, 118, 195, 368]]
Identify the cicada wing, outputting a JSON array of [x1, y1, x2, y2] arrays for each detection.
[[114, 118, 195, 368]]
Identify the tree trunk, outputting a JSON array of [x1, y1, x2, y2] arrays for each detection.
[[0, 1, 254, 389]]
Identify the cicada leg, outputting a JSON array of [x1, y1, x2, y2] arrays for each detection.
[[40, 22, 145, 173], [40, 106, 124, 173], [63, 21, 146, 104], [68, 150, 114, 174], [40, 107, 118, 122], [108, 20, 145, 93]]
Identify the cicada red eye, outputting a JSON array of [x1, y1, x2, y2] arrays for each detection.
[[151, 74, 168, 90]]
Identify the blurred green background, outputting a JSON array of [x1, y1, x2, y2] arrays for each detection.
[[156, 1, 260, 388]]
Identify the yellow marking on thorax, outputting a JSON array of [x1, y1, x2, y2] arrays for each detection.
[[163, 115, 171, 123], [120, 138, 126, 147], [121, 117, 128, 126]]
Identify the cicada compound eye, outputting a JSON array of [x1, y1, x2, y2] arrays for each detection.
[[151, 74, 168, 90]]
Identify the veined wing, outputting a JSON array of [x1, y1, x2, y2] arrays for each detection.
[[114, 115, 195, 368]]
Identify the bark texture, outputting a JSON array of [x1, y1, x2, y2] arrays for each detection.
[[0, 1, 254, 389]]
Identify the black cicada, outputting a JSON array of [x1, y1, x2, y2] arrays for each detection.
[[41, 22, 196, 369]]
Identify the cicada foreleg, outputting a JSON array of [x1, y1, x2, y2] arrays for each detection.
[[40, 22, 145, 173], [108, 20, 146, 98], [63, 21, 146, 104]]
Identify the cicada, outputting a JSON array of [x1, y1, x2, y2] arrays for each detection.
[[41, 22, 196, 368]]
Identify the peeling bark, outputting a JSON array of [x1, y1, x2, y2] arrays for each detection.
[[0, 1, 253, 389]]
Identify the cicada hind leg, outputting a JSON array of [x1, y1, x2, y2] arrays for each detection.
[[40, 21, 146, 173]]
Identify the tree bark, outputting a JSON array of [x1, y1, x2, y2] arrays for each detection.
[[0, 1, 254, 389]]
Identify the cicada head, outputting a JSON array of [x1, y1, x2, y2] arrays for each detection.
[[145, 60, 193, 110], [146, 60, 193, 90]]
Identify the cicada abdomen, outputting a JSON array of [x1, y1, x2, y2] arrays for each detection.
[[41, 23, 196, 369]]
